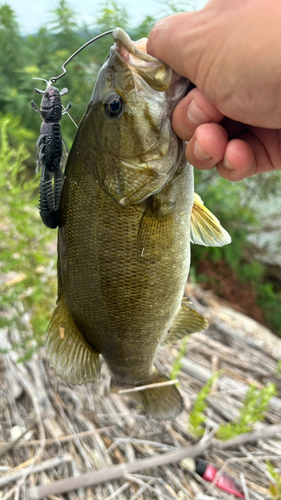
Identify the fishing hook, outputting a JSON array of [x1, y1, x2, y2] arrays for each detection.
[[50, 30, 114, 83]]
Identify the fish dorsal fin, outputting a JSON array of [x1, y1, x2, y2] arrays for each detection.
[[191, 193, 231, 247]]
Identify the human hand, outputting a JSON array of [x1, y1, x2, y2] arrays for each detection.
[[147, 0, 281, 181]]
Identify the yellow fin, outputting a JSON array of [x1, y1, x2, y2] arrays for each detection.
[[191, 193, 231, 247], [162, 298, 208, 346], [46, 298, 101, 385], [112, 369, 183, 420]]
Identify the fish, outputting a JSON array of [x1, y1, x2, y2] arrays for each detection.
[[46, 28, 231, 420]]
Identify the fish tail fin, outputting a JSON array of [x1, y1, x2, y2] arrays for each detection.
[[112, 369, 183, 420], [46, 298, 101, 385]]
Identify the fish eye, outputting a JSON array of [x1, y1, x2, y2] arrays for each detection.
[[103, 92, 124, 118]]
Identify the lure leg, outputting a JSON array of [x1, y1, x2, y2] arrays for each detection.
[[31, 100, 41, 113], [62, 102, 71, 114], [60, 88, 68, 96], [35, 134, 45, 173]]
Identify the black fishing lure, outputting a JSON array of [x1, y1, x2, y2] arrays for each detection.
[[31, 85, 71, 228], [31, 30, 113, 229]]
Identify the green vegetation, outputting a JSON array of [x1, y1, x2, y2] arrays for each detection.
[[216, 382, 277, 440], [0, 120, 57, 361], [188, 371, 222, 437], [266, 462, 281, 500], [188, 374, 276, 440], [0, 0, 197, 151], [276, 360, 281, 375], [0, 0, 281, 364], [170, 338, 188, 382], [191, 168, 281, 337]]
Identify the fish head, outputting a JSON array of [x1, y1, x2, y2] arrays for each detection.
[[82, 28, 189, 206]]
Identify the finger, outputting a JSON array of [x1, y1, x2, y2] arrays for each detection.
[[185, 123, 229, 170], [216, 139, 256, 181], [246, 127, 281, 172], [186, 124, 280, 180], [188, 131, 256, 181], [147, 12, 206, 81], [217, 128, 281, 180], [172, 88, 224, 141]]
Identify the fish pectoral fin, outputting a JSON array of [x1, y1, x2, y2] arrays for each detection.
[[113, 369, 183, 420], [136, 198, 175, 260], [46, 298, 101, 385], [191, 193, 231, 247], [162, 298, 208, 346]]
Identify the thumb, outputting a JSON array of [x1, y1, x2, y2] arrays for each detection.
[[147, 11, 208, 84]]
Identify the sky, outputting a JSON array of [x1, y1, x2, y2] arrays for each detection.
[[4, 0, 208, 34]]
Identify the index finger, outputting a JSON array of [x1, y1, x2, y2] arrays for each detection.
[[147, 12, 204, 82]]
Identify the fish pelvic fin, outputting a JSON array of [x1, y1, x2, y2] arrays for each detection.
[[46, 298, 101, 385], [112, 369, 183, 420], [191, 193, 231, 247], [162, 298, 208, 346]]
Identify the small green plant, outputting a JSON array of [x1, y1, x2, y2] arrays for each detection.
[[276, 360, 281, 375], [0, 120, 57, 361], [188, 371, 222, 437], [170, 338, 188, 382], [266, 461, 281, 500], [217, 383, 277, 440]]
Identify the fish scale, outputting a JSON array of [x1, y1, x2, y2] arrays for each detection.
[[61, 155, 191, 358]]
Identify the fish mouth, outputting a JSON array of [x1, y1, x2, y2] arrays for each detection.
[[113, 27, 157, 65], [112, 27, 174, 91]]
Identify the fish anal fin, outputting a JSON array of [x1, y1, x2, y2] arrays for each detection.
[[46, 299, 101, 384], [191, 193, 231, 247], [112, 369, 183, 420], [162, 299, 208, 346]]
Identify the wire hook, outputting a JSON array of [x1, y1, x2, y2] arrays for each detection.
[[50, 30, 114, 83]]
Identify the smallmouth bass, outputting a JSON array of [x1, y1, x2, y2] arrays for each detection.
[[46, 29, 231, 420]]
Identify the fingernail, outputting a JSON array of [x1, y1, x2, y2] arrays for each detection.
[[194, 140, 212, 161], [187, 100, 211, 125], [224, 157, 235, 170]]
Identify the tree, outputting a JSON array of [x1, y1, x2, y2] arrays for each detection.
[[95, 0, 129, 32], [0, 4, 23, 112], [48, 0, 80, 48]]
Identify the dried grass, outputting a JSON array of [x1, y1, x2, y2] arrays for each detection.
[[0, 284, 281, 500]]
